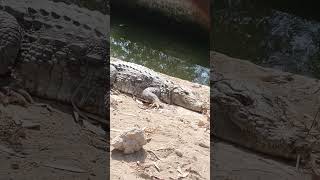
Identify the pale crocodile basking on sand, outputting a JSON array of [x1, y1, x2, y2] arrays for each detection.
[[110, 57, 205, 112], [0, 0, 109, 123]]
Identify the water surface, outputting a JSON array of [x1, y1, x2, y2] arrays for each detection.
[[111, 14, 209, 85], [213, 2, 320, 78]]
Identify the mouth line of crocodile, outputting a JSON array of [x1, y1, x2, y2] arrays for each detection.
[[171, 93, 204, 112], [239, 127, 301, 160]]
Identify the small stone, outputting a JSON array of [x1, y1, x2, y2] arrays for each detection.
[[175, 149, 183, 157], [21, 120, 40, 130], [198, 119, 206, 127], [192, 156, 198, 161]]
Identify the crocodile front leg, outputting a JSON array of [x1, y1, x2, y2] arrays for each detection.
[[0, 11, 27, 106], [0, 85, 35, 107], [141, 87, 164, 109], [0, 10, 22, 75]]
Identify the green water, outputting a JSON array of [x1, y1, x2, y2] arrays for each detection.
[[110, 15, 209, 85]]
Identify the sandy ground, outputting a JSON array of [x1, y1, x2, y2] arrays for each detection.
[[0, 74, 209, 180], [1, 64, 316, 180], [212, 140, 316, 180], [0, 100, 107, 180], [110, 76, 210, 180]]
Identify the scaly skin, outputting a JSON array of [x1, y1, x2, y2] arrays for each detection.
[[213, 79, 310, 158], [111, 57, 205, 112], [0, 10, 22, 75], [0, 0, 109, 119], [211, 78, 320, 174], [210, 51, 320, 175]]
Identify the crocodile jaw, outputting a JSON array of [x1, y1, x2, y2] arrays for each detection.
[[214, 108, 305, 160], [171, 86, 204, 112], [212, 80, 310, 160]]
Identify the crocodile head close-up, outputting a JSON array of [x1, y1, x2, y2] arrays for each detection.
[[170, 86, 205, 113], [212, 79, 311, 160]]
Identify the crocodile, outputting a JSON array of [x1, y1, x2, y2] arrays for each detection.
[[213, 79, 311, 158], [211, 78, 320, 174], [211, 52, 320, 174], [110, 57, 205, 112], [0, 0, 109, 123]]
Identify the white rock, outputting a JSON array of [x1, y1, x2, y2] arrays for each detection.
[[111, 128, 147, 154]]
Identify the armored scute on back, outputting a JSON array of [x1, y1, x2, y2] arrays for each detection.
[[110, 57, 205, 113], [0, 0, 109, 118], [0, 0, 109, 38]]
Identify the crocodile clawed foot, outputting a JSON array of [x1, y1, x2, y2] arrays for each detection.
[[148, 102, 164, 110], [0, 87, 32, 107]]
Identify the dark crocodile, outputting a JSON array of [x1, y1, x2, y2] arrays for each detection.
[[110, 57, 205, 112], [213, 79, 311, 159], [212, 51, 320, 174], [0, 0, 109, 121]]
